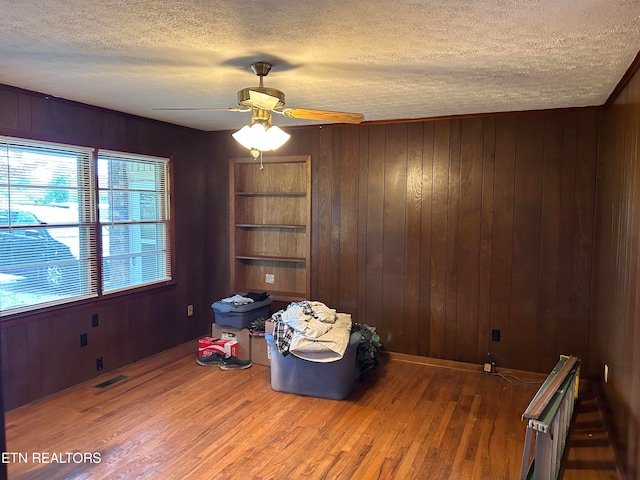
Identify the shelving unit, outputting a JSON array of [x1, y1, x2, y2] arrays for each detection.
[[229, 155, 311, 302]]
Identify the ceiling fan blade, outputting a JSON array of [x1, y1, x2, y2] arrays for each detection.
[[248, 90, 282, 110], [280, 108, 364, 124], [153, 107, 247, 112]]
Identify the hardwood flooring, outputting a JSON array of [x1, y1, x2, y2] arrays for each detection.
[[4, 341, 621, 480]]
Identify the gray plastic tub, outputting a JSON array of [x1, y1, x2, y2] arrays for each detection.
[[211, 298, 272, 329], [265, 332, 358, 400]]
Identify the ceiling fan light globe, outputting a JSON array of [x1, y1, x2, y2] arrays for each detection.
[[262, 125, 290, 151], [249, 123, 269, 150], [232, 123, 290, 152], [232, 125, 255, 150]]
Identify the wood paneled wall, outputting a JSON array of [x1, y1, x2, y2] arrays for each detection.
[[1, 75, 636, 475], [0, 86, 226, 410], [0, 84, 603, 417], [593, 67, 640, 479], [210, 108, 599, 375]]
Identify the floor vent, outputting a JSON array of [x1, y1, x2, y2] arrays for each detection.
[[93, 375, 128, 389]]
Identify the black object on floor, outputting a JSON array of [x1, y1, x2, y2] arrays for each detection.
[[196, 353, 224, 366], [219, 356, 252, 370]]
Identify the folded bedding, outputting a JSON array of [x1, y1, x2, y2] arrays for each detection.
[[288, 313, 352, 362]]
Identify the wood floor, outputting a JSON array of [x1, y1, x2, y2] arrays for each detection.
[[5, 341, 621, 480]]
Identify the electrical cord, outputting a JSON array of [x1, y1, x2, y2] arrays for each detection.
[[492, 370, 544, 385]]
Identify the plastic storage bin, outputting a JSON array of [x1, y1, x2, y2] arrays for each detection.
[[265, 333, 358, 400], [212, 298, 272, 329]]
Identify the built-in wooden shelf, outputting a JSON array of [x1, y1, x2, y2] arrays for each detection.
[[229, 155, 311, 302]]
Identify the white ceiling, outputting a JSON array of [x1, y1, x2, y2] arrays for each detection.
[[1, 0, 639, 132]]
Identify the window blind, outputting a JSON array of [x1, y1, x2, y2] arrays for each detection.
[[0, 136, 97, 315], [97, 150, 171, 293]]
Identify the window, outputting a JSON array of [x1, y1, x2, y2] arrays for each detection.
[[97, 151, 171, 293], [0, 136, 171, 317]]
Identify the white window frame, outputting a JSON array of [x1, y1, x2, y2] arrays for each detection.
[[0, 136, 173, 317], [97, 150, 172, 294]]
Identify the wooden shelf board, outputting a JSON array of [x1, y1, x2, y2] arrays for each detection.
[[268, 291, 308, 302], [235, 192, 306, 197], [235, 224, 306, 229], [235, 255, 306, 263]]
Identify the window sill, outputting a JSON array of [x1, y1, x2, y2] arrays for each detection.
[[0, 280, 177, 326]]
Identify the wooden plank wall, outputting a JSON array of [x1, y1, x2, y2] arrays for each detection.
[[0, 85, 227, 410], [1, 78, 635, 475], [593, 66, 640, 479], [0, 83, 603, 414], [211, 108, 600, 375]]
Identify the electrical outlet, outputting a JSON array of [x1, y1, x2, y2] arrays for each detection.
[[491, 329, 501, 342], [265, 273, 275, 284], [91, 313, 99, 327], [96, 357, 103, 371], [604, 363, 609, 383], [187, 304, 194, 316], [80, 333, 88, 347]]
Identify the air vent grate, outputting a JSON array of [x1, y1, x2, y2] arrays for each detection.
[[93, 375, 128, 389]]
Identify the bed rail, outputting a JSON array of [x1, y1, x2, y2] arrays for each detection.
[[519, 355, 580, 480]]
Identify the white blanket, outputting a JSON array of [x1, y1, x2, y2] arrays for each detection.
[[288, 313, 352, 362]]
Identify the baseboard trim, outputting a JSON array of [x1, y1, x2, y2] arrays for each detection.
[[594, 381, 628, 480], [381, 351, 547, 379]]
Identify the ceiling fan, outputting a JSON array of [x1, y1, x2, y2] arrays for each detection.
[[155, 61, 365, 126]]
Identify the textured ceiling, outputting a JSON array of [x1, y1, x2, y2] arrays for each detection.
[[1, 0, 639, 132]]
